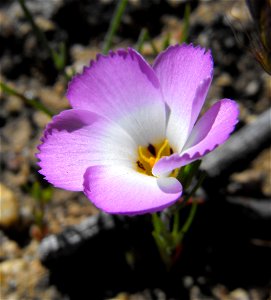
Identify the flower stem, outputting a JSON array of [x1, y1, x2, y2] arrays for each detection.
[[152, 164, 206, 269], [176, 200, 198, 245], [102, 0, 128, 54], [181, 200, 198, 234]]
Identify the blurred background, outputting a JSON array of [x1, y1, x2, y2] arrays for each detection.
[[0, 0, 270, 299]]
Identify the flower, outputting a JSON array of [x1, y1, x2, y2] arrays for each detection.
[[37, 44, 239, 215]]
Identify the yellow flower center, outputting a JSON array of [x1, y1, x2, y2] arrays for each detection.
[[136, 139, 174, 176]]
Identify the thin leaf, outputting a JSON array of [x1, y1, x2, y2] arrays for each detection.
[[0, 81, 54, 117], [180, 3, 191, 44], [102, 0, 128, 54], [136, 28, 148, 52], [162, 32, 171, 50]]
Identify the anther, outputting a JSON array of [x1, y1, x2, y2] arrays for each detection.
[[138, 146, 151, 164], [137, 160, 145, 170], [147, 144, 156, 156]]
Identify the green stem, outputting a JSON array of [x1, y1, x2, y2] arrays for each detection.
[[102, 0, 128, 54], [135, 27, 158, 55], [177, 160, 202, 190], [152, 231, 172, 270], [149, 37, 159, 55], [18, 0, 68, 75], [151, 162, 206, 269], [0, 81, 54, 117], [180, 3, 191, 44], [144, 30, 159, 55], [172, 173, 206, 243], [172, 171, 206, 244], [136, 28, 148, 52], [162, 32, 171, 50], [172, 210, 179, 237], [177, 200, 198, 244], [177, 171, 206, 213], [18, 0, 52, 56]]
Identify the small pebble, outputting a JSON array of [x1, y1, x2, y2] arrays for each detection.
[[0, 184, 19, 228]]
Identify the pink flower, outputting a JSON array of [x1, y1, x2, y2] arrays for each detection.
[[37, 44, 239, 215]]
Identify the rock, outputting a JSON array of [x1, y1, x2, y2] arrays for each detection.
[[216, 72, 233, 87], [229, 169, 265, 196], [4, 96, 23, 114], [69, 44, 99, 73], [251, 147, 271, 197], [24, 240, 40, 259], [34, 16, 55, 31], [226, 197, 271, 219], [33, 111, 51, 128], [2, 117, 31, 152], [0, 258, 47, 298], [228, 147, 271, 197], [0, 184, 19, 228], [6, 0, 64, 20], [229, 288, 250, 300], [0, 258, 27, 287], [191, 0, 232, 26], [2, 150, 30, 186], [110, 292, 130, 300], [39, 85, 69, 111], [39, 213, 117, 262], [183, 276, 194, 288], [245, 80, 261, 97], [0, 239, 21, 260], [68, 203, 83, 217]]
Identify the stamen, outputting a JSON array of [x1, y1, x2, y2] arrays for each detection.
[[147, 144, 156, 156], [155, 139, 169, 162], [138, 146, 152, 164], [137, 139, 172, 176]]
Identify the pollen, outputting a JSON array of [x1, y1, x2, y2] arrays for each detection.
[[136, 139, 173, 176]]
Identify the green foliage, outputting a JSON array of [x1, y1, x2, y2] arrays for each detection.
[[162, 32, 171, 51], [136, 28, 149, 53], [26, 182, 53, 228], [31, 182, 53, 205], [102, 0, 129, 54], [152, 161, 205, 270], [136, 27, 159, 54], [0, 81, 54, 117], [180, 3, 191, 44], [51, 42, 67, 73], [177, 160, 202, 190], [18, 0, 68, 76]]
